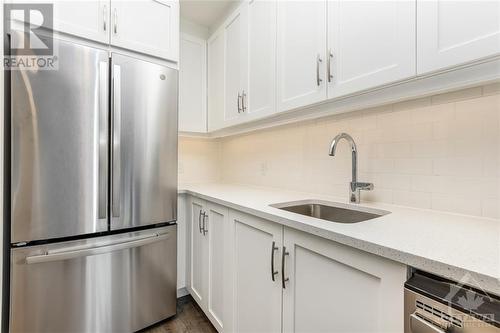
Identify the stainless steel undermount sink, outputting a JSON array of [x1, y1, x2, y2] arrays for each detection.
[[270, 200, 390, 223]]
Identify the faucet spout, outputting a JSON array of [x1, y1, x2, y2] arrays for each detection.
[[329, 132, 357, 157], [329, 133, 358, 183], [328, 133, 373, 203]]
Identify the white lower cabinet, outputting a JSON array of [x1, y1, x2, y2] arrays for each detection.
[[227, 210, 283, 333], [188, 198, 206, 306], [187, 196, 406, 333], [282, 227, 407, 333], [187, 197, 229, 332]]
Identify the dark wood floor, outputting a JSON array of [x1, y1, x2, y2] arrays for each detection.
[[142, 295, 217, 333]]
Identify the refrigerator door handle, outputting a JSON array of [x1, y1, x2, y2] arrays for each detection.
[[25, 232, 171, 264], [98, 61, 108, 220], [112, 64, 121, 218]]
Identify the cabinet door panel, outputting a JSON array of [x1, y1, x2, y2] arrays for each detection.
[[179, 34, 206, 133], [282, 227, 406, 333], [247, 0, 276, 120], [328, 0, 416, 98], [205, 203, 228, 331], [417, 0, 500, 74], [224, 7, 248, 125], [277, 0, 327, 112], [229, 211, 282, 333], [207, 30, 225, 131], [9, 1, 109, 43], [110, 0, 179, 61], [189, 199, 206, 306]]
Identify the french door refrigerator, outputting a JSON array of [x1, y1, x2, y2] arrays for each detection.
[[8, 36, 178, 332]]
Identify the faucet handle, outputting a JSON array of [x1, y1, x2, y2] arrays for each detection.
[[353, 182, 374, 191]]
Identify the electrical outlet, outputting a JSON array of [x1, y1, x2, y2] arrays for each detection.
[[260, 161, 268, 176]]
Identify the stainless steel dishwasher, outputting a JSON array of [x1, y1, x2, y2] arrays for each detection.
[[405, 272, 499, 333]]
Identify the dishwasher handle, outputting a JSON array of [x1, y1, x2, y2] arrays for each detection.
[[410, 313, 448, 333], [25, 233, 171, 264]]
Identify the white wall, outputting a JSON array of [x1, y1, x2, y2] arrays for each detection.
[[178, 136, 221, 186], [180, 18, 209, 40], [179, 84, 500, 218]]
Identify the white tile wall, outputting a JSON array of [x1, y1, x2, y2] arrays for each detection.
[[178, 137, 221, 185], [179, 85, 500, 219]]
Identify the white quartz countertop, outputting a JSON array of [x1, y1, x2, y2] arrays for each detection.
[[179, 183, 500, 296]]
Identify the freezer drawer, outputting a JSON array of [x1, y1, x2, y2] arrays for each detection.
[[10, 225, 177, 333]]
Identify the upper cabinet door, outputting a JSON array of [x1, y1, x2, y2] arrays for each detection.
[[246, 0, 277, 120], [328, 0, 416, 98], [417, 0, 500, 74], [224, 6, 248, 126], [9, 0, 110, 44], [179, 34, 207, 133], [207, 29, 225, 132], [110, 0, 179, 62], [277, 0, 327, 113]]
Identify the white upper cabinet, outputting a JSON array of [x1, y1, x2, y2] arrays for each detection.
[[202, 0, 499, 132], [277, 0, 327, 113], [179, 34, 206, 133], [207, 29, 225, 131], [246, 0, 277, 120], [110, 0, 179, 62], [53, 1, 110, 43], [224, 5, 248, 126], [327, 0, 416, 98], [417, 0, 500, 74], [7, 0, 179, 62], [9, 0, 110, 44]]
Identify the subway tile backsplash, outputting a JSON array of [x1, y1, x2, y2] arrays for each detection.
[[179, 84, 500, 219]]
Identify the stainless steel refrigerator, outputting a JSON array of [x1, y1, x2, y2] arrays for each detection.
[[8, 35, 178, 332]]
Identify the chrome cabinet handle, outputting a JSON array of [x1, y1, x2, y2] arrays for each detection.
[[281, 246, 289, 289], [98, 62, 108, 219], [198, 210, 203, 233], [271, 241, 279, 281], [241, 90, 246, 112], [202, 212, 208, 236], [113, 8, 118, 34], [327, 49, 333, 82], [111, 64, 121, 218], [316, 54, 323, 86], [237, 92, 242, 113], [103, 5, 107, 31]]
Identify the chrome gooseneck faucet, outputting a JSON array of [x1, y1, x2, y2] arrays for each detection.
[[329, 133, 374, 203]]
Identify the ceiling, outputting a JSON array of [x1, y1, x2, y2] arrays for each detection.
[[180, 0, 235, 29]]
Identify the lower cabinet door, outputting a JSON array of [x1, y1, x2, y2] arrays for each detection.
[[228, 211, 283, 333], [189, 198, 207, 307], [204, 202, 230, 332], [282, 227, 406, 333]]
